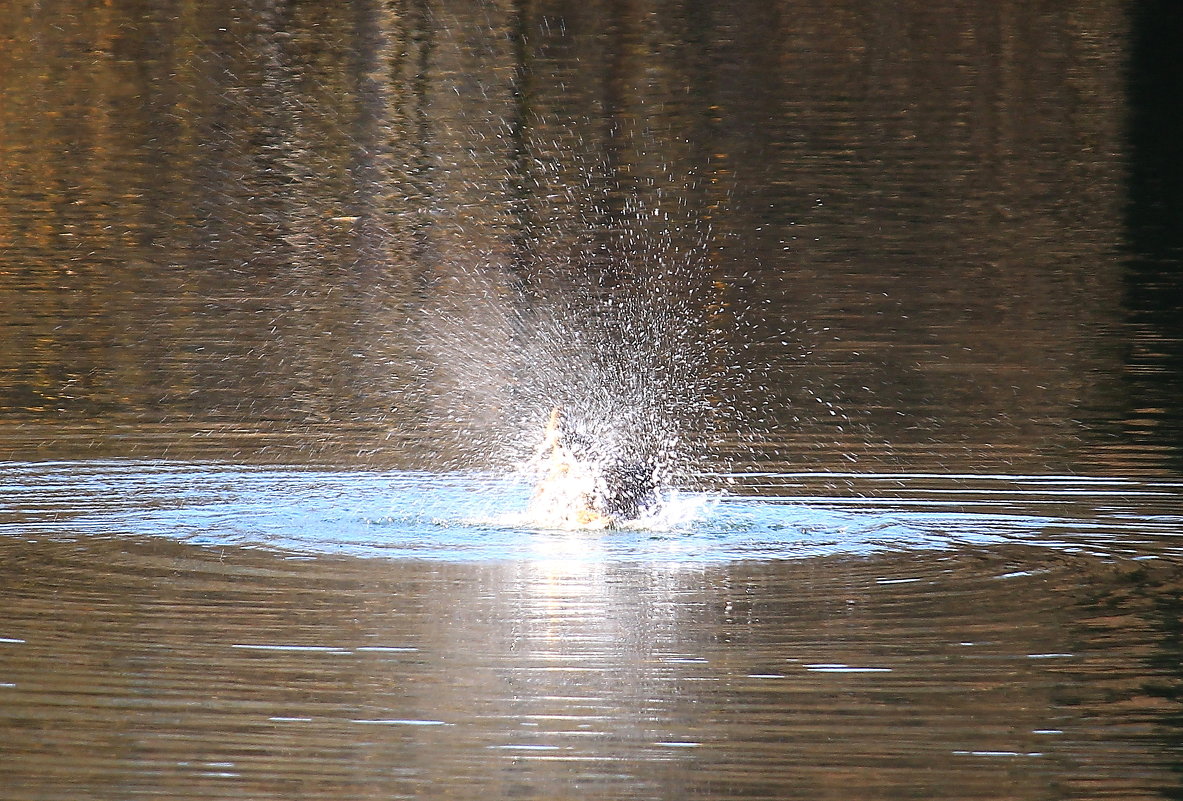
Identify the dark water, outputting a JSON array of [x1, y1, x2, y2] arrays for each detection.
[[3, 1, 1183, 799]]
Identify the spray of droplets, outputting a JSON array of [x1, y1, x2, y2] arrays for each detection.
[[415, 176, 747, 505]]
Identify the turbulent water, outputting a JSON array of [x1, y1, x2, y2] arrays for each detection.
[[3, 0, 1183, 799]]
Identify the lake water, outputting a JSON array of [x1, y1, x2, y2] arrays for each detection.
[[2, 0, 1183, 799]]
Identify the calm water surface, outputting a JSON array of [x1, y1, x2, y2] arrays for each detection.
[[3, 0, 1183, 799]]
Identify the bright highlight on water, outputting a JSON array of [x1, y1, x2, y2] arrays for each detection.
[[525, 407, 660, 528]]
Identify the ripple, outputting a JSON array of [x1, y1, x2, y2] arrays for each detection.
[[1, 461, 1180, 563]]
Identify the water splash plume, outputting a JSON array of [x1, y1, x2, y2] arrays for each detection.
[[414, 190, 744, 526]]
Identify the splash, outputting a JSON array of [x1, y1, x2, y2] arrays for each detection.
[[502, 407, 720, 530], [405, 145, 753, 509], [415, 231, 740, 483], [411, 276, 731, 534], [519, 407, 652, 528]]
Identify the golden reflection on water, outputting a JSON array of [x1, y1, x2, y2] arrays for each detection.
[[2, 0, 1183, 799], [0, 0, 1174, 477]]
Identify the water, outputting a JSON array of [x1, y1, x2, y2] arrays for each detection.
[[3, 0, 1183, 798], [7, 462, 1180, 562], [3, 463, 1182, 799]]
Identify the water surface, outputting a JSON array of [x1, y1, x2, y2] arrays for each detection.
[[4, 462, 1183, 800], [3, 0, 1183, 799]]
